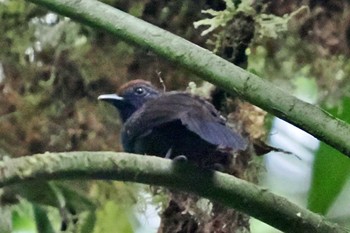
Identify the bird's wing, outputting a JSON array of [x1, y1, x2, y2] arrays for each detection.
[[124, 92, 247, 151], [181, 113, 247, 151], [178, 95, 247, 151]]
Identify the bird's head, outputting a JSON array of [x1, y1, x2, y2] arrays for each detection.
[[98, 79, 160, 122]]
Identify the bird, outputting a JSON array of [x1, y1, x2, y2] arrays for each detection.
[[98, 79, 247, 167]]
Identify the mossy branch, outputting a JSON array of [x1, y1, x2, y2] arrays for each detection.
[[0, 151, 348, 233], [26, 0, 350, 158]]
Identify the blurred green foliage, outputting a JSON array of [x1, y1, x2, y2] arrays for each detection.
[[196, 0, 350, 229], [308, 98, 350, 215], [1, 0, 350, 232], [247, 1, 350, 229], [0, 0, 156, 232]]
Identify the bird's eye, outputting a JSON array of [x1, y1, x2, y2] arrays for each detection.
[[134, 87, 145, 95]]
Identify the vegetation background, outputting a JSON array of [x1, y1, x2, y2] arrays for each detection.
[[1, 0, 350, 232]]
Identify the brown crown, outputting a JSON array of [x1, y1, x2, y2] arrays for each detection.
[[117, 79, 153, 95]]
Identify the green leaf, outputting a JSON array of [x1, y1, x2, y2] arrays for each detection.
[[92, 201, 134, 233], [76, 211, 97, 233], [12, 200, 36, 233], [54, 182, 96, 212], [0, 205, 12, 233], [12, 182, 61, 208], [308, 97, 350, 214], [33, 204, 55, 233], [12, 181, 95, 211]]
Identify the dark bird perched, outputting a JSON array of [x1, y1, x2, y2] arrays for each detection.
[[98, 79, 247, 167]]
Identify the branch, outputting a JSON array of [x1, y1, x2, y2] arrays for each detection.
[[0, 152, 348, 233], [25, 0, 350, 158]]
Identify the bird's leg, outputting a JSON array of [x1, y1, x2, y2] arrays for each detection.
[[165, 148, 173, 159], [165, 147, 188, 162]]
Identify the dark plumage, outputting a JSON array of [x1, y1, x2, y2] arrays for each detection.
[[98, 79, 247, 166]]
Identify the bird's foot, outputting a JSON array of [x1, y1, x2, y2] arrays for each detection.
[[212, 163, 225, 172], [173, 155, 188, 163], [165, 148, 187, 163]]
